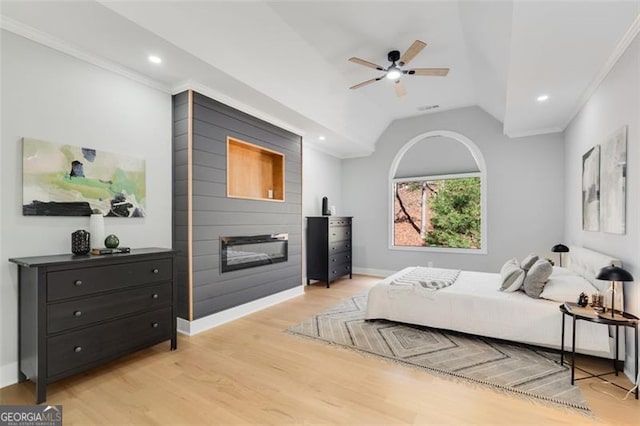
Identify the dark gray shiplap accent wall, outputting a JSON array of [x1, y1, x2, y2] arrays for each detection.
[[172, 91, 190, 319], [172, 91, 302, 320]]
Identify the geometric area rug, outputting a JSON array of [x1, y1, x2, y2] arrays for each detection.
[[287, 292, 589, 413]]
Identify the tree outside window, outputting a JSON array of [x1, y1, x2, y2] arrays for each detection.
[[393, 175, 481, 249]]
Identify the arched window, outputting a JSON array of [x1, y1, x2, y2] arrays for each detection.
[[388, 131, 487, 254]]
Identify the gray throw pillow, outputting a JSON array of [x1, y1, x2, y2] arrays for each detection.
[[500, 258, 525, 292], [520, 253, 539, 271], [523, 259, 553, 298]]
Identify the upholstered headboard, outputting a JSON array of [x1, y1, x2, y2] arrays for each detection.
[[567, 246, 623, 306]]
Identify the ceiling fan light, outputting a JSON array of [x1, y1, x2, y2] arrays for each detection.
[[386, 68, 402, 80]]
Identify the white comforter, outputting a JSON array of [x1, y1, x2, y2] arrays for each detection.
[[365, 267, 611, 356]]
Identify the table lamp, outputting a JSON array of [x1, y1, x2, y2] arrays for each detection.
[[596, 265, 634, 319], [551, 244, 569, 267]]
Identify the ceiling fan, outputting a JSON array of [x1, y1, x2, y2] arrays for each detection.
[[348, 40, 449, 97]]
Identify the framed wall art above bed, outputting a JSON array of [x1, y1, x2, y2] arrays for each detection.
[[582, 145, 600, 231], [600, 126, 627, 234]]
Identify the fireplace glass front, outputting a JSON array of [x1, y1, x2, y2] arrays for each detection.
[[220, 234, 288, 273]]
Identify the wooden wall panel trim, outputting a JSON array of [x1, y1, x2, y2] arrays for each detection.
[[187, 90, 194, 321]]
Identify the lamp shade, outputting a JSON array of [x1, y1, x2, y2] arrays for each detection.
[[596, 265, 634, 282], [551, 244, 569, 253]]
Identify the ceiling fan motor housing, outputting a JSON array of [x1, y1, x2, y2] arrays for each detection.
[[387, 50, 401, 63]]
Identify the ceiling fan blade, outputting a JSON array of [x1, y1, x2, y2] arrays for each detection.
[[349, 57, 385, 71], [408, 68, 450, 76], [399, 40, 427, 66], [350, 77, 383, 90], [394, 80, 407, 97]]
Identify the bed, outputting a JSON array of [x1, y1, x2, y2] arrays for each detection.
[[365, 246, 623, 358]]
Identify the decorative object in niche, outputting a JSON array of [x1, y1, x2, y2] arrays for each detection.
[[600, 126, 627, 234], [22, 138, 146, 217], [581, 145, 600, 231], [71, 230, 90, 255]]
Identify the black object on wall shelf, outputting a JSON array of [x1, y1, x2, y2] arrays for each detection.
[[306, 216, 353, 288]]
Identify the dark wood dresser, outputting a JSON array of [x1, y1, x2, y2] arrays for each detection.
[[9, 248, 177, 403], [306, 216, 352, 288]]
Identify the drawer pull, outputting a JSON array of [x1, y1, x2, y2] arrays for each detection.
[[74, 346, 82, 353], [151, 322, 159, 328], [152, 269, 159, 274], [74, 280, 83, 286], [332, 259, 336, 262], [152, 293, 159, 299], [73, 311, 82, 317]]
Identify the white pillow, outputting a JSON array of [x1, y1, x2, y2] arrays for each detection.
[[523, 259, 553, 298], [520, 253, 539, 271], [500, 258, 525, 292], [540, 275, 598, 303]]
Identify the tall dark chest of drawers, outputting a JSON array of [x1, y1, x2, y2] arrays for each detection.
[[9, 248, 177, 403], [306, 216, 353, 288]]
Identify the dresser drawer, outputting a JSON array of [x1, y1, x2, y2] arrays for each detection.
[[47, 282, 172, 334], [329, 240, 351, 255], [47, 258, 172, 301], [329, 226, 351, 242], [330, 252, 352, 266], [329, 218, 351, 227], [47, 307, 172, 378], [329, 263, 351, 281]]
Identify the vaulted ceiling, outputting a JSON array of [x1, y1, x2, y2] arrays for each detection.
[[2, 1, 638, 157]]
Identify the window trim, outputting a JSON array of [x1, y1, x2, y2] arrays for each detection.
[[388, 130, 488, 255]]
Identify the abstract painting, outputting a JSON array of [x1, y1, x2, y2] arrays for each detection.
[[582, 145, 600, 231], [22, 138, 145, 217], [600, 126, 627, 234]]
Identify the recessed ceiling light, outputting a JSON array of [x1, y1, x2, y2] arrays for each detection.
[[318, 135, 326, 141], [537, 94, 549, 102], [148, 55, 162, 64]]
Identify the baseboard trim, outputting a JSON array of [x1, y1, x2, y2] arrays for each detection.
[[0, 362, 18, 389], [177, 285, 304, 336], [352, 267, 395, 278]]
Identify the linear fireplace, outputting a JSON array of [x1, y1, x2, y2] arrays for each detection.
[[220, 233, 288, 273]]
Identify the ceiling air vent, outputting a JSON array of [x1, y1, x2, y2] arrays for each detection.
[[417, 104, 439, 111]]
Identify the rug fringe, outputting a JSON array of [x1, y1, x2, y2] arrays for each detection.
[[285, 329, 595, 419]]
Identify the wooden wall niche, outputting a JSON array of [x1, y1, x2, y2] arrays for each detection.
[[227, 137, 285, 202]]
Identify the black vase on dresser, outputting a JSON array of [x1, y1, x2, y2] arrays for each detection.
[[9, 248, 177, 403], [306, 216, 352, 288]]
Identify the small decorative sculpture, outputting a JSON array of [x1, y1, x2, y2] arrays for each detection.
[[71, 230, 90, 255], [577, 292, 589, 307], [322, 196, 331, 216], [104, 234, 120, 248]]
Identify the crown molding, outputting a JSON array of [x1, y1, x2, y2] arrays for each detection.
[[0, 16, 171, 94], [172, 80, 306, 137], [563, 13, 640, 129]]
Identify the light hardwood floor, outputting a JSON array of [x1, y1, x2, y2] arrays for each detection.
[[1, 275, 638, 424]]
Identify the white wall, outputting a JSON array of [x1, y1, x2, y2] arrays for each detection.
[[301, 144, 343, 282], [564, 33, 639, 381], [0, 31, 172, 387], [341, 106, 565, 275], [302, 145, 343, 217]]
